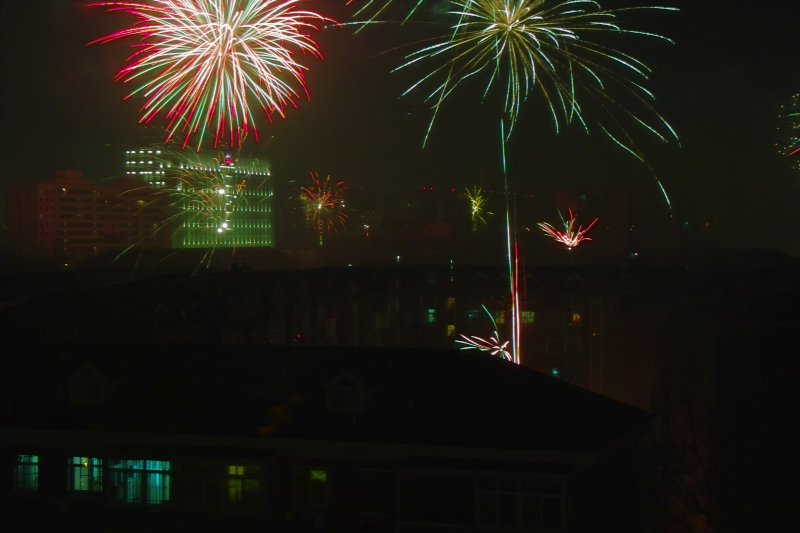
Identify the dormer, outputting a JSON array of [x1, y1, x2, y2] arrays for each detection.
[[324, 372, 366, 414], [66, 363, 106, 405]]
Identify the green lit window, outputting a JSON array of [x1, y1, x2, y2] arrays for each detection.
[[68, 456, 103, 492], [14, 454, 39, 492], [425, 308, 437, 324], [494, 310, 506, 326], [108, 459, 171, 505], [521, 311, 535, 326], [292, 467, 328, 510], [226, 464, 263, 511]]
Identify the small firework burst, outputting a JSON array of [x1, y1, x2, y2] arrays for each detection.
[[300, 172, 348, 242], [455, 304, 512, 361], [536, 209, 598, 249], [465, 186, 492, 229]]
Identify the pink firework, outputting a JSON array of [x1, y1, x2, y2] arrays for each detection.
[[301, 172, 348, 236], [536, 209, 598, 249], [89, 1, 331, 149]]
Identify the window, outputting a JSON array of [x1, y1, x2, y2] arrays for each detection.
[[545, 310, 562, 327], [477, 477, 563, 530], [292, 467, 328, 510], [466, 308, 481, 322], [68, 456, 103, 493], [425, 308, 437, 324], [521, 311, 535, 326], [326, 373, 366, 414], [446, 297, 456, 311], [226, 465, 263, 511], [108, 459, 171, 505], [359, 470, 395, 516], [494, 310, 506, 326], [545, 339, 563, 357], [567, 312, 582, 326], [14, 454, 39, 492], [446, 324, 456, 338], [565, 338, 582, 354]]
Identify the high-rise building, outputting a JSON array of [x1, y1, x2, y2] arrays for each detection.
[[6, 171, 172, 264], [122, 146, 273, 249]]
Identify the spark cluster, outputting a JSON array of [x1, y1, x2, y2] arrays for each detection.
[[465, 186, 492, 228], [89, 0, 330, 149], [455, 304, 512, 361], [300, 172, 348, 238], [536, 209, 598, 249], [776, 92, 800, 173]]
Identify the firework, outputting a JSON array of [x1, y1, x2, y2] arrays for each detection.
[[396, 0, 679, 155], [89, 1, 330, 149], [455, 304, 512, 361], [536, 209, 598, 249], [300, 172, 348, 242], [776, 93, 800, 173], [465, 186, 492, 229]]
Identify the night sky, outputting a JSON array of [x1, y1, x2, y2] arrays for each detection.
[[2, 0, 799, 252]]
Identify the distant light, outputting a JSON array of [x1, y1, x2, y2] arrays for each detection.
[[551, 367, 560, 377]]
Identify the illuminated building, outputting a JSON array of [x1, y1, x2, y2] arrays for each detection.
[[123, 147, 273, 249]]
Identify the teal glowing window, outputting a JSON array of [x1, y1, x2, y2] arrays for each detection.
[[68, 456, 103, 492], [108, 459, 171, 505], [226, 464, 263, 510], [14, 454, 39, 492], [425, 308, 437, 324], [292, 467, 328, 509], [521, 311, 535, 326], [466, 308, 481, 321]]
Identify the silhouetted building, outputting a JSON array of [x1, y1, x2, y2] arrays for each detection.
[[1, 343, 650, 532]]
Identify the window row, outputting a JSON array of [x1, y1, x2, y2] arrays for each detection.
[[12, 454, 328, 512]]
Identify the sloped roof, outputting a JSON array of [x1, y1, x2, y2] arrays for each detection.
[[1, 342, 648, 455]]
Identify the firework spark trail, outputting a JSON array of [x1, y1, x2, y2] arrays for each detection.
[[346, 0, 426, 25], [89, 1, 332, 150], [394, 0, 677, 363], [300, 172, 348, 244], [465, 186, 492, 228], [536, 208, 598, 249], [455, 304, 512, 361]]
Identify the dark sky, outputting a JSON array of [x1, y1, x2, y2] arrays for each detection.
[[2, 0, 799, 251]]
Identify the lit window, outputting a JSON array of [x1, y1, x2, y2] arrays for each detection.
[[226, 465, 263, 510], [568, 312, 582, 326], [108, 459, 171, 505], [494, 310, 506, 326], [68, 456, 103, 492], [292, 467, 328, 510], [521, 311, 535, 326], [446, 324, 456, 337], [446, 297, 456, 311], [425, 308, 437, 324], [14, 454, 39, 492]]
